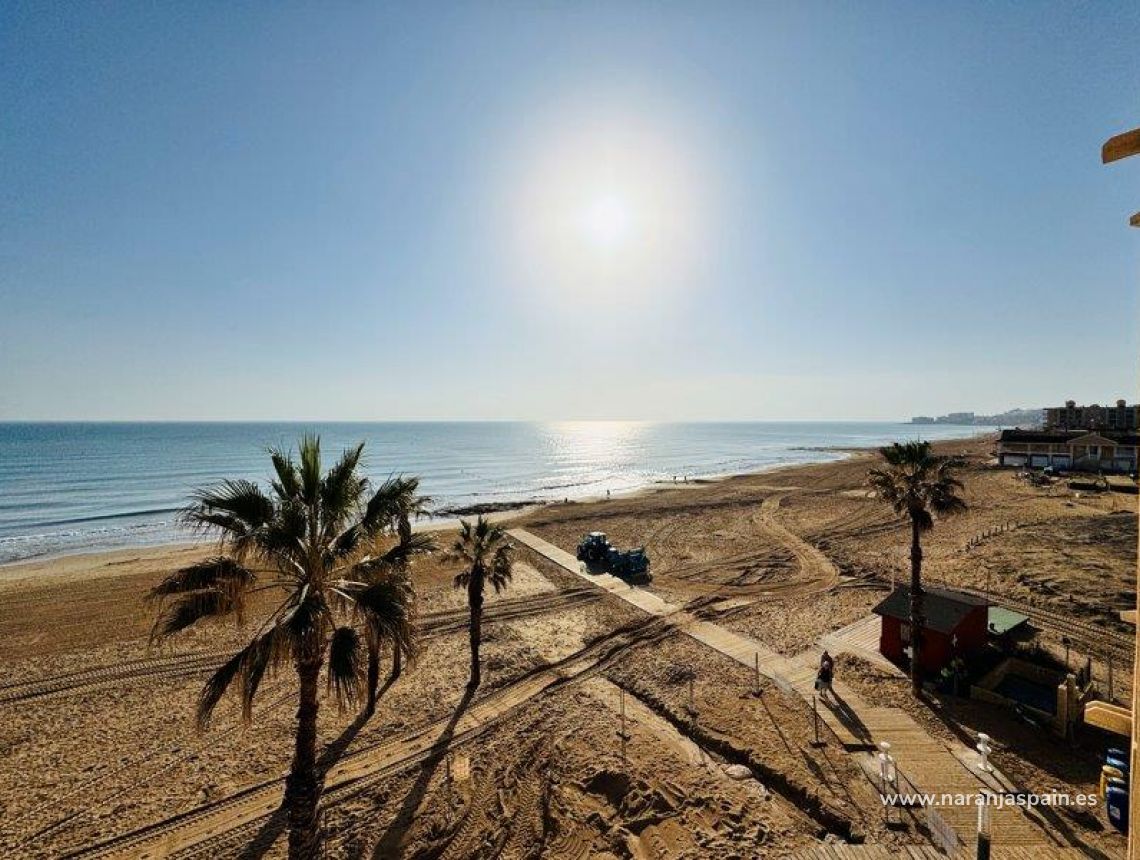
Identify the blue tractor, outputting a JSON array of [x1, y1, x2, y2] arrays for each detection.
[[576, 532, 651, 582]]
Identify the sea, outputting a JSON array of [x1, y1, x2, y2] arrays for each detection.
[[0, 421, 990, 565]]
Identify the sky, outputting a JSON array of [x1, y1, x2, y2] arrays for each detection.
[[2, 2, 1139, 422]]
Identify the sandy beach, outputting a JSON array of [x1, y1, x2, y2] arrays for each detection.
[[0, 436, 1133, 858]]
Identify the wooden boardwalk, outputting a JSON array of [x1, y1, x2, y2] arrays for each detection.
[[510, 528, 1071, 855], [821, 613, 900, 673]]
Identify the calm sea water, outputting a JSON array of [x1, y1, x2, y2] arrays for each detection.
[[0, 422, 988, 564]]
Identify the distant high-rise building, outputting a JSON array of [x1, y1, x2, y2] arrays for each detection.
[[942, 412, 975, 425]]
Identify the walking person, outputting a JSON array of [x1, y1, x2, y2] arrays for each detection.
[[816, 649, 834, 699]]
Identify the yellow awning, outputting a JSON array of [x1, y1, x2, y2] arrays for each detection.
[[1085, 701, 1132, 736], [1103, 128, 1140, 164]]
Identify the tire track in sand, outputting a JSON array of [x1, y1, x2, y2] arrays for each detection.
[[2, 588, 601, 706], [63, 615, 678, 860], [755, 495, 840, 592]]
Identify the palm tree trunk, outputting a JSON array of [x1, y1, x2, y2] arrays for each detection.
[[285, 645, 324, 860], [909, 519, 924, 695], [365, 641, 380, 714], [390, 644, 402, 682], [468, 581, 483, 689], [393, 522, 412, 687]]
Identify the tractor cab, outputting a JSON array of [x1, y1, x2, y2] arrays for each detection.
[[576, 532, 611, 563]]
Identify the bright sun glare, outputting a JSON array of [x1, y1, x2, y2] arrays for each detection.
[[506, 106, 708, 307], [580, 193, 632, 249]]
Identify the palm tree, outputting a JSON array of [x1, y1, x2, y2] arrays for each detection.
[[357, 476, 434, 712], [868, 440, 967, 694], [450, 516, 514, 689], [356, 529, 434, 714], [388, 476, 433, 686], [147, 436, 427, 859]]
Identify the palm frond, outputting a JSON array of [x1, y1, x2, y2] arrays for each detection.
[[360, 476, 407, 534], [393, 476, 433, 539], [148, 557, 255, 604], [327, 626, 364, 710], [281, 585, 328, 641], [879, 440, 933, 469], [448, 519, 480, 565], [928, 473, 968, 517], [196, 649, 246, 729], [182, 511, 248, 537], [351, 579, 413, 623], [196, 624, 292, 728], [454, 519, 476, 551], [329, 523, 365, 560], [320, 443, 367, 537], [379, 533, 436, 569], [475, 516, 494, 542], [867, 468, 906, 514], [331, 574, 418, 672], [298, 434, 323, 505], [339, 537, 430, 584], [488, 543, 514, 593], [150, 588, 241, 642], [269, 447, 301, 500], [182, 480, 275, 536], [253, 501, 307, 566], [237, 624, 292, 720], [352, 579, 415, 655]]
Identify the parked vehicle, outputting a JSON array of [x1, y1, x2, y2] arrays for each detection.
[[576, 532, 651, 582], [576, 532, 611, 564]]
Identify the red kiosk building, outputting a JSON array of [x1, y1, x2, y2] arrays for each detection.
[[873, 585, 989, 673]]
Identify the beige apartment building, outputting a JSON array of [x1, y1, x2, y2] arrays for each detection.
[[1045, 398, 1140, 432]]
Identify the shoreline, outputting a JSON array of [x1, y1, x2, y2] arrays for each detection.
[[0, 431, 992, 581]]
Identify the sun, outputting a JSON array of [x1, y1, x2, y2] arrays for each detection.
[[502, 103, 710, 307], [580, 193, 632, 249]]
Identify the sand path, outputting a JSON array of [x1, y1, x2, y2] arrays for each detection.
[[757, 495, 841, 589]]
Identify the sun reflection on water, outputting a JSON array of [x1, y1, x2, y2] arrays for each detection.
[[539, 421, 651, 497]]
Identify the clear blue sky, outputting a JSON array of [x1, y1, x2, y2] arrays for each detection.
[[2, 2, 1138, 421]]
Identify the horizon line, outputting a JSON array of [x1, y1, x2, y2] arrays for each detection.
[[0, 417, 989, 425]]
